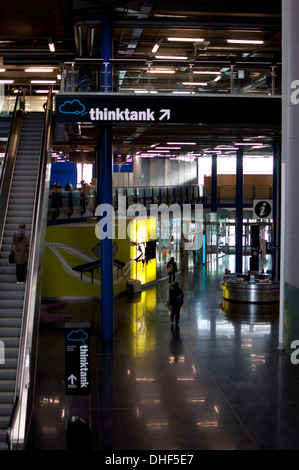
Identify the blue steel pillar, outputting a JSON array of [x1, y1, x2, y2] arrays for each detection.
[[235, 148, 243, 273], [211, 153, 217, 212], [100, 10, 113, 340], [101, 9, 113, 93]]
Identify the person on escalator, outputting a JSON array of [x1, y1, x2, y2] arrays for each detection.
[[12, 223, 30, 285]]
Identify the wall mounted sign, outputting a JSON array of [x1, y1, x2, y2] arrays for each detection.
[[253, 199, 272, 219]]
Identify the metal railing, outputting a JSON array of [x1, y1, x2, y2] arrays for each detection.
[[6, 90, 53, 450], [60, 61, 281, 97], [46, 183, 274, 221], [0, 92, 25, 249]]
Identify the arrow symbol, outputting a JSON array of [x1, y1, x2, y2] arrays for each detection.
[[68, 374, 77, 385], [159, 109, 170, 121]]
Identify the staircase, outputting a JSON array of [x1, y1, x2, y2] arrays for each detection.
[[0, 112, 44, 449]]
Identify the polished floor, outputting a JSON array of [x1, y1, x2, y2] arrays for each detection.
[[26, 254, 299, 450]]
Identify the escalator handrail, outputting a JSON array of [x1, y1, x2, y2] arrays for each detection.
[[0, 91, 25, 248], [6, 90, 54, 450]]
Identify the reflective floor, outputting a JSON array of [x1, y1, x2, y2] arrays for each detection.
[[26, 254, 299, 450]]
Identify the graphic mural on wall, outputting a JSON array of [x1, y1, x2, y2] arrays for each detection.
[[42, 219, 156, 299]]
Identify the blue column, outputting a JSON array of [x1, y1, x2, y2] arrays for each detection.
[[235, 148, 243, 273], [100, 9, 113, 340], [101, 9, 113, 92], [272, 138, 281, 280], [211, 153, 217, 212], [100, 127, 113, 340]]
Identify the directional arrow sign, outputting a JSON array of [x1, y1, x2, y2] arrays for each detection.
[[68, 374, 77, 386], [159, 109, 170, 121]]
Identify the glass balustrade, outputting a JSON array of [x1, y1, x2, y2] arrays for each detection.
[[47, 184, 274, 221]]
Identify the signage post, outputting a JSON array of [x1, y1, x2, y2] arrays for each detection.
[[65, 323, 91, 448]]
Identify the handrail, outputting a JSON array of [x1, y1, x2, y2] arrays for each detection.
[[6, 89, 53, 450], [0, 92, 25, 249]]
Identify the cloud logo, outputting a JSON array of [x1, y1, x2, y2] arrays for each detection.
[[67, 329, 89, 344], [59, 99, 87, 116]]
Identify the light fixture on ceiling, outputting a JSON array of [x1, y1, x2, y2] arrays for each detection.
[[213, 75, 221, 82], [193, 71, 220, 75], [234, 142, 263, 146], [152, 43, 160, 53], [167, 37, 205, 43], [155, 55, 188, 60], [147, 69, 175, 73], [167, 142, 196, 145], [182, 82, 208, 86], [31, 80, 56, 84], [172, 91, 194, 94], [226, 39, 264, 45], [48, 38, 55, 52], [0, 69, 6, 73], [35, 89, 59, 93], [25, 67, 54, 73], [0, 79, 14, 84]]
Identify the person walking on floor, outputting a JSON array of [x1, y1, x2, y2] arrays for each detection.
[[169, 282, 184, 325], [167, 256, 177, 284], [12, 223, 30, 284]]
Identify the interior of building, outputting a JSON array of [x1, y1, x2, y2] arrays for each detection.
[[1, 0, 299, 452]]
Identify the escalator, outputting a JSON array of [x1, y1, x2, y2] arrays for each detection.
[[0, 93, 53, 449]]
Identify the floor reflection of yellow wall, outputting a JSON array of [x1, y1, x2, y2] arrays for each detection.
[[129, 217, 157, 285], [131, 288, 157, 358]]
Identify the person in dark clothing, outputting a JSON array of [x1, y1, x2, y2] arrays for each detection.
[[169, 282, 184, 325], [167, 256, 177, 284], [12, 223, 30, 284]]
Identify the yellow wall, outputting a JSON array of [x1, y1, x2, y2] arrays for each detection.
[[42, 218, 156, 299]]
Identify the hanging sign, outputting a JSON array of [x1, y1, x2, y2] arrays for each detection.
[[55, 93, 281, 125]]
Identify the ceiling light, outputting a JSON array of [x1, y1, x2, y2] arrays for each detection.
[[25, 67, 54, 73], [226, 39, 264, 45], [193, 71, 220, 75], [31, 80, 56, 84], [235, 142, 263, 146], [182, 82, 207, 86], [48, 38, 55, 52], [156, 147, 181, 150], [0, 80, 14, 84], [147, 69, 175, 74], [172, 91, 194, 94], [152, 43, 160, 53], [167, 142, 196, 145], [213, 75, 221, 82], [167, 37, 204, 42], [156, 55, 188, 60], [36, 89, 59, 93], [134, 89, 158, 94], [0, 69, 6, 73]]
